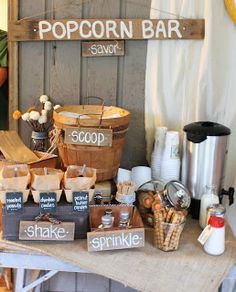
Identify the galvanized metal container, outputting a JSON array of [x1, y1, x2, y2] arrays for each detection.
[[182, 121, 230, 200]]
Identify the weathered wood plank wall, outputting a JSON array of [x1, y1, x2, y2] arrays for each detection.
[[17, 1, 150, 290], [18, 0, 150, 169]]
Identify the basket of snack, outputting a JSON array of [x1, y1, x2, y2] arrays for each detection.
[[63, 164, 96, 203], [30, 167, 64, 203], [53, 97, 131, 182], [0, 164, 31, 204]]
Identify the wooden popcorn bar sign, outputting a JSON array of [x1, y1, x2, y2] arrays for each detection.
[[19, 221, 75, 241], [65, 127, 113, 147], [9, 19, 204, 42], [87, 228, 145, 252]]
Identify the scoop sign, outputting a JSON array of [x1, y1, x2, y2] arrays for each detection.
[[65, 127, 113, 147]]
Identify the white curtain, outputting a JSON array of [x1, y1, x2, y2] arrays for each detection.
[[145, 0, 236, 234]]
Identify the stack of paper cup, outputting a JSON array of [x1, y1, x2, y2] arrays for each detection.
[[151, 127, 167, 180], [131, 166, 152, 189], [160, 131, 180, 182]]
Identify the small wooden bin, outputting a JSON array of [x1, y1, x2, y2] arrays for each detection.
[[2, 200, 89, 240], [87, 205, 145, 252], [0, 151, 58, 170]]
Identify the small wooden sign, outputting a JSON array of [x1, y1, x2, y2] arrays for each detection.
[[87, 228, 145, 252], [6, 192, 23, 214], [72, 191, 89, 212], [82, 40, 125, 57], [65, 127, 113, 147], [9, 19, 205, 42], [39, 192, 57, 214], [19, 221, 75, 241]]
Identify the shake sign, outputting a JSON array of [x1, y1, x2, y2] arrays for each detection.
[[19, 221, 75, 241]]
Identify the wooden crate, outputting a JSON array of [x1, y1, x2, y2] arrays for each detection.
[[87, 205, 145, 252], [2, 199, 89, 241]]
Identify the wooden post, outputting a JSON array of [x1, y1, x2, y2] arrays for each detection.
[[8, 0, 18, 131]]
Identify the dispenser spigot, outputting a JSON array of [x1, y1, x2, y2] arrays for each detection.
[[219, 188, 234, 205]]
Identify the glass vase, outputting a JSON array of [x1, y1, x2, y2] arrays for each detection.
[[30, 131, 49, 152]]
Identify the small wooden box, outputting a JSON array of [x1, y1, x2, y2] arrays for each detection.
[[87, 205, 145, 252], [2, 199, 89, 241]]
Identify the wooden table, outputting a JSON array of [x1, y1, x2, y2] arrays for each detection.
[[0, 245, 89, 292], [0, 219, 236, 292]]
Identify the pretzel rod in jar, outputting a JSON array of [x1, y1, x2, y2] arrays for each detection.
[[154, 208, 165, 247], [161, 207, 167, 222], [169, 213, 185, 249], [166, 207, 175, 223], [163, 211, 182, 249]]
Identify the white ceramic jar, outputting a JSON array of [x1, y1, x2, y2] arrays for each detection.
[[203, 205, 226, 256]]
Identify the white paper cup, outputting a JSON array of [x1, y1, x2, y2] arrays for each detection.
[[162, 131, 180, 159], [131, 166, 152, 189], [160, 159, 180, 181], [117, 168, 132, 183]]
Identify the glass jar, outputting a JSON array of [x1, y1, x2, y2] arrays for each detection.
[[136, 180, 190, 226], [118, 210, 130, 228], [101, 215, 113, 228], [199, 186, 219, 229], [30, 131, 49, 152]]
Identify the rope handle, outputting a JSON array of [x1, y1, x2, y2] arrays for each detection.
[[35, 213, 61, 225]]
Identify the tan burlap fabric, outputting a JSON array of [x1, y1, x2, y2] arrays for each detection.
[[1, 218, 236, 292]]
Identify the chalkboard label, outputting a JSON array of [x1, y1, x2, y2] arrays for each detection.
[[39, 192, 57, 214], [73, 191, 89, 213], [6, 192, 23, 214]]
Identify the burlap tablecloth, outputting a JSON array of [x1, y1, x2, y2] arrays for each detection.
[[1, 218, 236, 292]]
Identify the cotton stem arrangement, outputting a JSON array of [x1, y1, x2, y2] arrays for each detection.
[[13, 95, 61, 133]]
